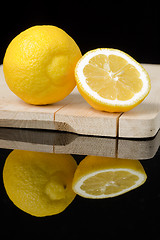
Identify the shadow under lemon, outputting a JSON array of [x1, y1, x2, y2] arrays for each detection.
[[3, 150, 77, 217], [3, 151, 147, 217]]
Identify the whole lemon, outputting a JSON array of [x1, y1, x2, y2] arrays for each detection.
[[3, 150, 77, 217], [3, 25, 82, 105]]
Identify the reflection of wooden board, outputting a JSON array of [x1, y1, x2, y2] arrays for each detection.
[[0, 64, 160, 138], [0, 128, 159, 160]]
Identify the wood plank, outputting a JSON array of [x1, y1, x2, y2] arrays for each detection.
[[119, 64, 160, 138], [54, 92, 120, 137]]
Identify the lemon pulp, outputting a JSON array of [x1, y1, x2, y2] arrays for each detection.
[[81, 170, 139, 196], [84, 54, 143, 101]]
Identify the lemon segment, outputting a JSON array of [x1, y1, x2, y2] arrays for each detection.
[[75, 48, 151, 112], [72, 156, 147, 199]]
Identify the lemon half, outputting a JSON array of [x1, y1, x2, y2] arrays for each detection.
[[75, 48, 151, 112]]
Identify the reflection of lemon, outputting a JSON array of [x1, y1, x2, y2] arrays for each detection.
[[75, 48, 151, 112], [3, 25, 82, 105], [3, 150, 77, 217], [72, 156, 147, 198]]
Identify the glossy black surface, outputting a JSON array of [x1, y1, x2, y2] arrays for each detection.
[[0, 128, 160, 238], [0, 2, 160, 64]]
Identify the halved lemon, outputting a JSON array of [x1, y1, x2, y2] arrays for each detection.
[[72, 156, 147, 199], [75, 48, 151, 112]]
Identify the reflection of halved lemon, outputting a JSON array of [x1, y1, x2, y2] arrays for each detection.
[[72, 156, 147, 198], [3, 150, 77, 217], [75, 48, 151, 112]]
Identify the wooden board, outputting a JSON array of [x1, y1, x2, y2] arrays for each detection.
[[0, 64, 160, 138]]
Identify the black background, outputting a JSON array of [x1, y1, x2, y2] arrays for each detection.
[[0, 0, 160, 64]]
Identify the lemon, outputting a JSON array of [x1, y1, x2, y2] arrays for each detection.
[[75, 48, 151, 112], [3, 150, 77, 217], [72, 155, 147, 198], [3, 25, 82, 105]]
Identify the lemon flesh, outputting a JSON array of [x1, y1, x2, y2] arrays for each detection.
[[84, 54, 143, 101]]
